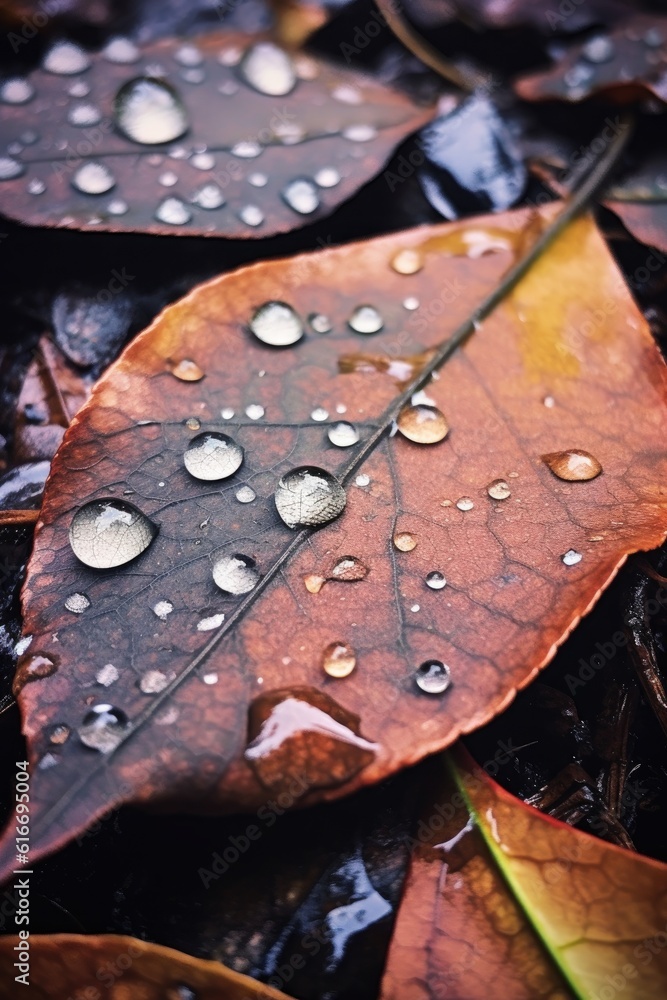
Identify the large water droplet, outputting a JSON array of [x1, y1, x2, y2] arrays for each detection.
[[282, 177, 319, 215], [250, 301, 303, 347], [391, 248, 423, 274], [542, 449, 602, 482], [43, 41, 90, 75], [426, 571, 446, 590], [311, 407, 329, 422], [102, 37, 140, 64], [327, 422, 359, 448], [68, 103, 102, 127], [0, 156, 24, 181], [456, 496, 474, 511], [72, 161, 115, 195], [415, 660, 451, 695], [155, 196, 191, 226], [79, 704, 129, 752], [397, 404, 448, 444], [114, 77, 188, 145], [184, 432, 243, 481], [487, 479, 511, 500], [323, 642, 356, 678], [192, 182, 225, 209], [212, 552, 259, 594], [0, 77, 34, 104], [240, 42, 296, 96], [562, 549, 583, 566], [169, 357, 203, 381], [275, 467, 346, 529], [348, 305, 383, 334], [69, 498, 157, 569], [13, 654, 57, 694], [65, 592, 90, 613], [393, 531, 417, 551]]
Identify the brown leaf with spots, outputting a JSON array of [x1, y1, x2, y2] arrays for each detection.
[[381, 749, 667, 1000], [1, 203, 667, 877], [515, 16, 667, 106], [0, 933, 290, 999], [0, 31, 433, 239]]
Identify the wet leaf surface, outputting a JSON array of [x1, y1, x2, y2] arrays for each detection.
[[0, 30, 434, 239], [1, 202, 666, 874], [382, 747, 667, 1000]]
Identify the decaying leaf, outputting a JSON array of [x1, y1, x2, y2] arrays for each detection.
[[2, 203, 667, 877], [0, 31, 434, 239], [515, 16, 667, 105], [0, 933, 291, 999], [381, 749, 667, 1000]]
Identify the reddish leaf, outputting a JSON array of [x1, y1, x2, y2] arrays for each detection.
[[2, 205, 667, 877], [515, 16, 667, 105], [0, 31, 433, 239], [0, 933, 290, 999], [381, 748, 667, 999]]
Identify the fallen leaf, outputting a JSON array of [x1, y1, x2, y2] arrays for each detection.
[[515, 16, 667, 105], [381, 748, 667, 999], [2, 203, 667, 876], [0, 31, 434, 239], [604, 151, 667, 254], [0, 933, 291, 999]]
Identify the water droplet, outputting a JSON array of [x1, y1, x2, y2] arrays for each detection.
[[236, 485, 256, 503], [231, 140, 262, 158], [69, 498, 157, 569], [331, 556, 367, 581], [356, 474, 370, 487], [27, 178, 46, 195], [411, 604, 420, 612], [103, 37, 140, 64], [67, 102, 102, 127], [314, 166, 341, 188], [203, 672, 218, 685], [14, 636, 32, 656], [543, 395, 555, 408], [20, 129, 38, 145], [250, 301, 303, 347], [107, 198, 128, 215], [190, 181, 225, 209], [114, 77, 188, 145], [239, 204, 264, 227], [304, 573, 326, 593], [185, 417, 201, 431], [282, 177, 319, 215], [218, 45, 243, 66], [309, 312, 332, 334], [562, 549, 583, 566], [158, 169, 178, 187], [644, 27, 664, 47], [393, 531, 417, 551], [184, 432, 243, 481], [348, 305, 383, 334], [311, 407, 329, 422], [221, 407, 235, 419], [582, 35, 615, 63], [240, 42, 296, 96], [542, 449, 602, 482], [43, 41, 90, 75], [245, 403, 264, 419], [415, 660, 451, 695], [175, 43, 203, 67], [72, 161, 115, 195], [426, 571, 446, 590], [169, 357, 203, 381], [212, 552, 259, 594], [197, 613, 224, 631], [96, 663, 119, 686], [342, 124, 377, 142], [248, 171, 267, 187], [79, 704, 129, 752], [403, 296, 420, 311], [191, 151, 215, 170], [397, 404, 448, 444], [14, 654, 57, 693], [0, 77, 34, 104], [65, 592, 90, 613], [487, 479, 511, 500], [68, 79, 90, 97], [50, 724, 70, 745], [156, 196, 191, 226], [327, 421, 359, 447], [391, 248, 423, 274], [275, 467, 346, 529], [456, 497, 474, 511], [139, 670, 169, 693], [0, 156, 24, 181], [323, 642, 356, 678], [153, 600, 173, 621]]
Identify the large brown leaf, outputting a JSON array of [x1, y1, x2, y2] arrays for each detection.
[[0, 933, 291, 999], [0, 31, 433, 239], [2, 204, 667, 878], [381, 748, 667, 999]]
